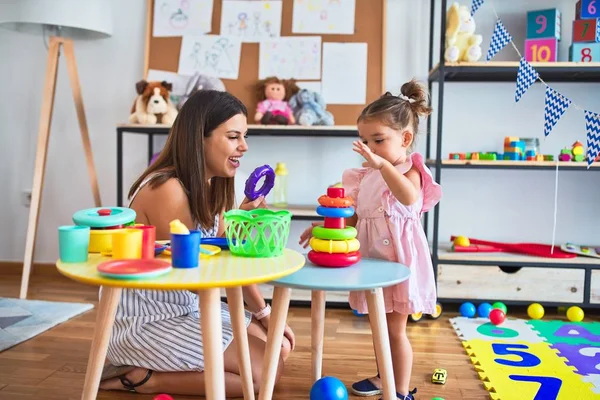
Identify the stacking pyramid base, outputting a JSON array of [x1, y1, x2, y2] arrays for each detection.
[[307, 250, 361, 268]]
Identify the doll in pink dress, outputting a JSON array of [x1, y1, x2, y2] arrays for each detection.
[[254, 76, 299, 125], [300, 79, 442, 400]]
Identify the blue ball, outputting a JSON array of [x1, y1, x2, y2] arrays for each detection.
[[310, 376, 348, 400], [477, 302, 493, 318], [459, 302, 476, 318]]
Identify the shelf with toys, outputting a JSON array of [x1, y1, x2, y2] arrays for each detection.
[[426, 0, 600, 310]]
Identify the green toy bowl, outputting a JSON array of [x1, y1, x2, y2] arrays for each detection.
[[224, 209, 292, 258]]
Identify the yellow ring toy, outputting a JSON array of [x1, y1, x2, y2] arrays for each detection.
[[312, 226, 357, 241], [309, 237, 360, 254], [318, 195, 353, 208]]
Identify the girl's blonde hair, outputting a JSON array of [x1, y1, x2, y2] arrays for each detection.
[[358, 78, 433, 138]]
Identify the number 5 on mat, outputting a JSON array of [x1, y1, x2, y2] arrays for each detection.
[[492, 343, 541, 367], [509, 375, 561, 400]]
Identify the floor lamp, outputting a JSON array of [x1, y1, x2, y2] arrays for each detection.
[[0, 0, 113, 299]]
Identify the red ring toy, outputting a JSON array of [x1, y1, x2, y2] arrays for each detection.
[[308, 250, 361, 268], [317, 195, 353, 208]]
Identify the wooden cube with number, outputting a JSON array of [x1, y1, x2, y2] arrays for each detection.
[[576, 0, 600, 19], [573, 18, 600, 42], [527, 8, 561, 40], [525, 38, 558, 62], [569, 42, 600, 62]]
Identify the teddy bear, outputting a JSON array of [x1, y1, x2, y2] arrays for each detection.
[[129, 80, 178, 125], [176, 72, 226, 110], [254, 77, 300, 125], [444, 2, 483, 63], [289, 89, 334, 126]]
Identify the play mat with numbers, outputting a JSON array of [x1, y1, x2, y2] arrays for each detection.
[[450, 316, 600, 399]]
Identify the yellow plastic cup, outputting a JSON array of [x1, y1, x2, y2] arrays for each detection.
[[111, 228, 143, 259]]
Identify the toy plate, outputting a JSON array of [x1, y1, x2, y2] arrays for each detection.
[[561, 243, 600, 258], [201, 237, 231, 249], [158, 243, 222, 258], [97, 259, 172, 280]]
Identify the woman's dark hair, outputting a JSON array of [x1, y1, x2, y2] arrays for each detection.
[[358, 78, 433, 140], [128, 90, 248, 229]]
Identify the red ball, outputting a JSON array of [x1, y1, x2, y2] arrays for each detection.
[[153, 395, 174, 400], [489, 308, 506, 325]]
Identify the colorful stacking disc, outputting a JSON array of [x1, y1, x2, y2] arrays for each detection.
[[316, 206, 355, 218], [308, 250, 361, 268], [312, 225, 357, 241], [309, 237, 360, 254]]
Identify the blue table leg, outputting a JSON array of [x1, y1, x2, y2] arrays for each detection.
[[365, 287, 396, 400]]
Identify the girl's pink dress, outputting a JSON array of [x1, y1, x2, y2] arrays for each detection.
[[342, 152, 442, 315]]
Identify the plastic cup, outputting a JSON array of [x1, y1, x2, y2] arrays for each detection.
[[58, 225, 90, 263], [112, 228, 143, 259], [171, 230, 201, 268], [133, 225, 156, 259]]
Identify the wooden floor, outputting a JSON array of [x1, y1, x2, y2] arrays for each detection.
[[0, 267, 490, 400]]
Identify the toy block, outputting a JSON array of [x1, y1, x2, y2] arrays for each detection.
[[471, 152, 480, 160], [570, 42, 600, 61], [480, 153, 497, 161], [577, 0, 600, 19], [525, 38, 558, 62], [504, 152, 522, 161], [504, 136, 519, 145], [525, 150, 536, 158], [527, 8, 561, 40], [573, 18, 600, 42], [544, 154, 555, 161], [574, 154, 585, 161]]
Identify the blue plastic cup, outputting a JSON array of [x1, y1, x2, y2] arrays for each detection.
[[58, 225, 90, 263], [170, 230, 201, 268]]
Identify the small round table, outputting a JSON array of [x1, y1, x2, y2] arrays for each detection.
[[56, 249, 305, 400], [259, 256, 411, 400]]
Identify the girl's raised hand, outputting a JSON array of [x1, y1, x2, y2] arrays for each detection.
[[298, 221, 322, 248], [239, 195, 267, 211], [353, 140, 385, 169]]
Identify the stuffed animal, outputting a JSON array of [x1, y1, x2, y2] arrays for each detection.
[[129, 80, 178, 125], [289, 89, 334, 126], [254, 77, 300, 125], [177, 72, 226, 110], [444, 2, 483, 63]]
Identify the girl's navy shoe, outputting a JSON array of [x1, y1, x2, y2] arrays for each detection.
[[350, 373, 382, 396], [379, 387, 417, 400]]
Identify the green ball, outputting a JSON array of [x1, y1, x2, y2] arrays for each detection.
[[431, 398, 445, 400], [492, 302, 507, 314]]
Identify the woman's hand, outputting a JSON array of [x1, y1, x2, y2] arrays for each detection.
[[299, 221, 322, 248], [260, 315, 296, 351], [239, 195, 267, 211], [353, 140, 387, 170]]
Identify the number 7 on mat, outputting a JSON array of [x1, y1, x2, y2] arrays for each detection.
[[508, 375, 561, 400]]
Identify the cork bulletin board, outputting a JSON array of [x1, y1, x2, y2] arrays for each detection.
[[143, 0, 386, 126]]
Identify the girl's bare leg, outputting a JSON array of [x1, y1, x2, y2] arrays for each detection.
[[386, 312, 412, 395]]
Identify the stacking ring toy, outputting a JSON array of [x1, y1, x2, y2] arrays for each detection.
[[308, 250, 361, 268], [316, 206, 355, 218], [312, 226, 357, 241], [318, 194, 353, 208], [72, 207, 136, 228], [244, 165, 275, 201], [310, 237, 360, 254]]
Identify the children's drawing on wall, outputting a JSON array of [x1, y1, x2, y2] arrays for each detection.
[[153, 0, 214, 37], [259, 36, 321, 80], [178, 35, 242, 79], [220, 0, 282, 43], [292, 0, 355, 34]]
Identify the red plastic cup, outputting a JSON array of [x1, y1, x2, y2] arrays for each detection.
[[133, 225, 156, 259], [327, 187, 345, 198]]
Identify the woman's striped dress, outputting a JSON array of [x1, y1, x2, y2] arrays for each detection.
[[105, 173, 252, 372]]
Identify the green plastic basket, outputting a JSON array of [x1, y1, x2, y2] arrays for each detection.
[[224, 208, 292, 257]]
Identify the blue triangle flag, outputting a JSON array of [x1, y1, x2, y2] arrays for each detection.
[[471, 0, 484, 16], [585, 110, 600, 167], [543, 87, 571, 137], [515, 57, 539, 102], [486, 19, 513, 61]]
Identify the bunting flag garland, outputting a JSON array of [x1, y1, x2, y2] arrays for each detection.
[[515, 57, 539, 102], [471, 0, 484, 16], [585, 111, 600, 167], [544, 87, 572, 137], [486, 19, 512, 61]]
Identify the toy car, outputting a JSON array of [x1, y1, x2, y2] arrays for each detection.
[[409, 302, 443, 322], [431, 368, 447, 384]]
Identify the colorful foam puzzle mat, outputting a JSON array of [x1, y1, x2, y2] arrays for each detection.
[[450, 317, 600, 399]]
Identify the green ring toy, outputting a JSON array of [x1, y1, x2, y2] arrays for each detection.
[[72, 207, 137, 228], [312, 226, 357, 241]]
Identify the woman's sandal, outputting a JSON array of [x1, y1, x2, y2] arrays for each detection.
[[119, 369, 154, 392]]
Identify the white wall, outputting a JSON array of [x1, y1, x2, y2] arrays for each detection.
[[0, 0, 598, 264]]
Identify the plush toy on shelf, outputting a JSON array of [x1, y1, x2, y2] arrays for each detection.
[[129, 80, 178, 125], [444, 2, 483, 62], [254, 76, 300, 125], [289, 89, 335, 126]]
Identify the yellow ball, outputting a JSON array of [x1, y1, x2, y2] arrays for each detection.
[[453, 236, 470, 247], [567, 306, 584, 322], [527, 303, 544, 320]]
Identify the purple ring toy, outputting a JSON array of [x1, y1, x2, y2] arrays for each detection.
[[245, 164, 275, 201]]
